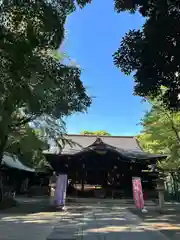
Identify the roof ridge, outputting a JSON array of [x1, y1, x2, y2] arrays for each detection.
[[66, 134, 135, 138]]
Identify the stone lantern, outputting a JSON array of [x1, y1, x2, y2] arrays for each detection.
[[156, 178, 165, 212]]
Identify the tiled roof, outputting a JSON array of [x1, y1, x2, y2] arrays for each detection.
[[45, 134, 142, 154], [62, 134, 141, 154], [44, 134, 166, 160]]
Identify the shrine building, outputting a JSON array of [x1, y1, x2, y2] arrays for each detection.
[[44, 134, 166, 199]]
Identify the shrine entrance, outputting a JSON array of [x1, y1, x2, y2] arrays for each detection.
[[45, 136, 165, 199]]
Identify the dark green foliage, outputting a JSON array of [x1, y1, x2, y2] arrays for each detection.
[[5, 123, 48, 168], [0, 0, 92, 162], [113, 0, 180, 110], [114, 0, 180, 16], [114, 0, 139, 13]]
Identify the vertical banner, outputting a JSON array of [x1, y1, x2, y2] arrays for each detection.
[[132, 177, 144, 209], [55, 174, 68, 207]]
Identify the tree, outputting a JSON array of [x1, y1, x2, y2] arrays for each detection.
[[113, 0, 180, 110], [79, 0, 180, 109], [137, 97, 180, 171], [80, 130, 111, 136], [0, 1, 92, 163], [5, 124, 48, 168]]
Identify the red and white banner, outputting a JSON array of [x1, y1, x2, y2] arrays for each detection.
[[132, 177, 144, 209]]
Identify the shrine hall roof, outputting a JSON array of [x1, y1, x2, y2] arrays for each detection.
[[44, 134, 166, 160]]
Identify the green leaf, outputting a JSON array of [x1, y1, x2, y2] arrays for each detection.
[[138, 97, 180, 171]]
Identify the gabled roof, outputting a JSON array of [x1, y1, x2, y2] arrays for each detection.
[[65, 134, 142, 154], [44, 134, 166, 160], [45, 134, 142, 155]]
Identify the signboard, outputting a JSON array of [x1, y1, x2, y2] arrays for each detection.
[[132, 177, 144, 209], [55, 174, 68, 207]]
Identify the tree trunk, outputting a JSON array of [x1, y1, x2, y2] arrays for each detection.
[[0, 134, 8, 163], [171, 172, 178, 198], [171, 123, 180, 144], [0, 98, 13, 202], [0, 133, 9, 202]]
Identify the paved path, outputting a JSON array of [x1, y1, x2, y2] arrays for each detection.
[[0, 199, 171, 240], [130, 203, 180, 240], [0, 198, 63, 240], [48, 203, 170, 240]]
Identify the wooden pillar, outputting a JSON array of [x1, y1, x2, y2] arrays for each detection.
[[81, 163, 85, 192]]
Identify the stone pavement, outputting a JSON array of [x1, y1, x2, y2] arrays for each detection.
[[129, 202, 180, 240], [47, 202, 170, 240], [0, 197, 64, 240], [0, 198, 174, 240]]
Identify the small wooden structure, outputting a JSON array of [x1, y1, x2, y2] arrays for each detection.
[[0, 153, 35, 200], [45, 135, 166, 199]]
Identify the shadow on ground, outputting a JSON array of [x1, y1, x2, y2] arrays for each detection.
[[0, 198, 67, 240], [47, 203, 170, 240], [129, 204, 180, 240], [0, 199, 175, 240], [0, 199, 59, 215]]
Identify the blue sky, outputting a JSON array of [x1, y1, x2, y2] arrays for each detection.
[[63, 0, 149, 136]]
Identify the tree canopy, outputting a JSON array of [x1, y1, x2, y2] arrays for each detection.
[[137, 97, 180, 171], [6, 124, 48, 168], [113, 0, 180, 110], [80, 130, 111, 136], [0, 1, 92, 162], [78, 0, 180, 109]]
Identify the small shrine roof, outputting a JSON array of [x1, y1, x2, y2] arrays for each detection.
[[2, 152, 35, 172]]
